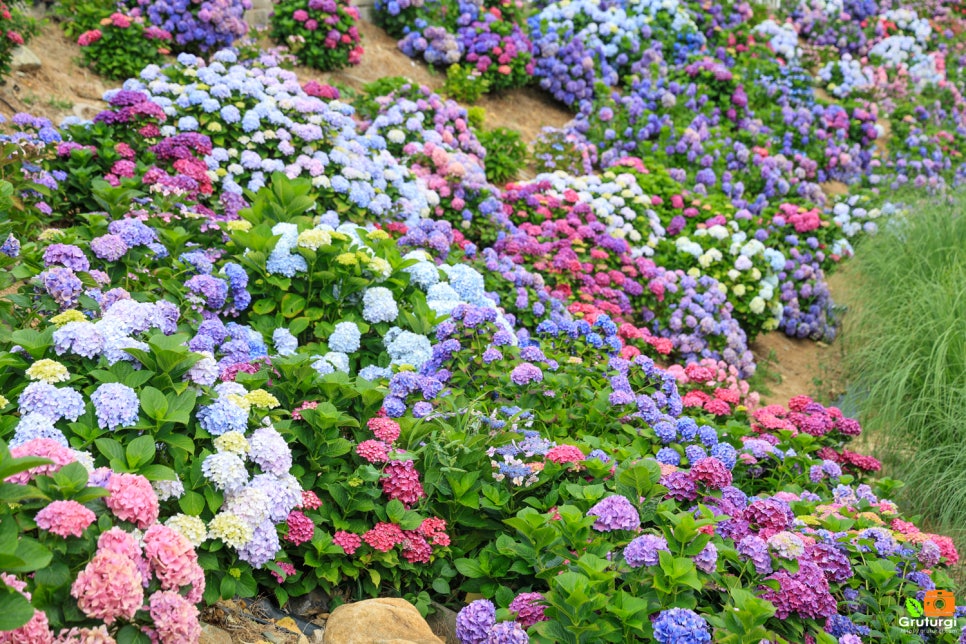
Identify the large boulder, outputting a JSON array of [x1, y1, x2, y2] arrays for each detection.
[[323, 598, 444, 644]]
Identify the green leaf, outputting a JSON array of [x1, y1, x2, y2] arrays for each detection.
[[95, 437, 125, 463], [386, 499, 405, 523], [0, 585, 34, 631], [281, 293, 306, 318], [179, 490, 205, 515], [252, 299, 275, 315], [454, 558, 485, 579], [220, 575, 236, 599], [115, 624, 152, 644], [140, 387, 168, 421], [126, 435, 156, 469], [139, 464, 177, 481]]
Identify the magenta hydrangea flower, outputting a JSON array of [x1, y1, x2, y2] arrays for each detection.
[[333, 530, 362, 555], [760, 560, 837, 619], [688, 457, 732, 489], [509, 592, 548, 629]]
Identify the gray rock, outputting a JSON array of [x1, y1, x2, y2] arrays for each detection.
[[426, 602, 459, 644], [10, 47, 40, 73], [287, 589, 330, 618]]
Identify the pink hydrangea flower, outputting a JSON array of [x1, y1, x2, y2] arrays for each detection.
[[146, 590, 201, 643], [368, 417, 400, 443], [418, 517, 450, 547], [35, 500, 96, 538], [380, 460, 424, 508], [97, 527, 150, 587], [0, 609, 52, 643], [106, 473, 159, 528], [546, 445, 584, 464], [7, 439, 76, 484], [71, 550, 145, 624], [299, 490, 322, 510], [271, 562, 297, 583], [401, 531, 432, 563], [143, 524, 203, 594]]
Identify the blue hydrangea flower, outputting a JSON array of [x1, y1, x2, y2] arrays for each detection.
[[272, 328, 298, 356], [363, 287, 399, 323], [198, 398, 249, 436], [329, 321, 362, 353], [652, 608, 711, 644], [90, 383, 140, 430]]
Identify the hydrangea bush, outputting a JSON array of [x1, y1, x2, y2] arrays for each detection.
[[269, 0, 364, 71]]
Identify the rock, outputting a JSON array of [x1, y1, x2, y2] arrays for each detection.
[[323, 598, 444, 644], [287, 589, 330, 618], [10, 47, 40, 73], [426, 602, 459, 644], [199, 623, 233, 644]]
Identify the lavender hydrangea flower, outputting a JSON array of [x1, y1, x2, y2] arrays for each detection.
[[90, 382, 140, 430], [1, 234, 20, 257], [694, 542, 718, 573], [90, 234, 129, 261], [248, 426, 292, 476], [586, 495, 640, 532], [509, 362, 543, 386], [237, 519, 281, 568], [456, 599, 496, 644], [624, 534, 669, 568], [484, 622, 529, 644]]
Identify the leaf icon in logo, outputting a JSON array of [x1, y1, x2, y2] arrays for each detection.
[[906, 598, 924, 618]]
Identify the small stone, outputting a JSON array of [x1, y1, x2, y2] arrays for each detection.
[[276, 617, 301, 634], [323, 598, 443, 644], [261, 632, 281, 643], [10, 47, 40, 73], [200, 623, 233, 644]]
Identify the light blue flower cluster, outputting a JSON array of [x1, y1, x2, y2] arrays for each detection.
[[119, 51, 432, 221]]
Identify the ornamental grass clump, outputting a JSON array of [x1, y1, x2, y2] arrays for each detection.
[[843, 192, 966, 541]]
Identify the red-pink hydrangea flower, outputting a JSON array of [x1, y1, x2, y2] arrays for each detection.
[[380, 460, 424, 507], [271, 562, 297, 583], [688, 457, 733, 490], [71, 550, 145, 624], [285, 510, 314, 545], [356, 439, 390, 463], [509, 592, 548, 629], [299, 490, 322, 510], [418, 517, 450, 547], [106, 473, 159, 529], [368, 417, 400, 443], [400, 531, 433, 563], [333, 531, 362, 555], [362, 523, 404, 552], [35, 500, 96, 538]]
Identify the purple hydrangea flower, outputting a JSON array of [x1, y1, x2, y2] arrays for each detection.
[[456, 599, 496, 644], [587, 495, 640, 532]]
